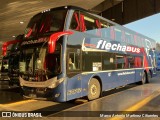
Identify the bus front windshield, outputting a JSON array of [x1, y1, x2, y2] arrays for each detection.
[[19, 43, 61, 81], [24, 9, 67, 38], [1, 58, 9, 72]]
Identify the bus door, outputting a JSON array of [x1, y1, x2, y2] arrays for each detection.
[[66, 48, 82, 100]]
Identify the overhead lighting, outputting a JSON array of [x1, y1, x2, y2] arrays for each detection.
[[12, 35, 16, 38], [111, 19, 115, 21], [20, 21, 24, 24]]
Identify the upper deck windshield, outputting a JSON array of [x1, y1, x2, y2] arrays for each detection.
[[24, 9, 67, 38]]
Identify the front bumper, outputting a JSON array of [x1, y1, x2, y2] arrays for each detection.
[[19, 76, 64, 88], [0, 73, 10, 81], [20, 76, 66, 102]]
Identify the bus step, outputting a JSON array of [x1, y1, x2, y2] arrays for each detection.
[[75, 99, 88, 104], [116, 85, 126, 89]]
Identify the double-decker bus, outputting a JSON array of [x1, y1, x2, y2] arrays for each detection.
[[1, 37, 22, 83], [8, 35, 24, 86], [156, 51, 160, 71], [18, 6, 156, 102], [0, 56, 9, 81]]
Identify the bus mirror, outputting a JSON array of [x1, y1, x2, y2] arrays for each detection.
[[48, 31, 73, 53], [2, 40, 21, 56], [2, 43, 7, 56]]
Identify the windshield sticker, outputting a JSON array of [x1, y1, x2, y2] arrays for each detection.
[[93, 62, 102, 71], [19, 62, 26, 72]]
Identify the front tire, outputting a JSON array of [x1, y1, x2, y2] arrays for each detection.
[[88, 78, 101, 100]]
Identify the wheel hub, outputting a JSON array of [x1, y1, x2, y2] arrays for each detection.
[[91, 84, 97, 96]]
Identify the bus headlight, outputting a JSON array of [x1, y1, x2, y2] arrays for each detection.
[[48, 77, 64, 88]]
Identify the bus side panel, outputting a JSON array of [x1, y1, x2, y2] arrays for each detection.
[[81, 74, 96, 97], [98, 72, 118, 91], [66, 74, 82, 101], [65, 69, 143, 101], [116, 70, 135, 86], [135, 69, 143, 83], [80, 71, 132, 97], [80, 72, 118, 97], [66, 72, 119, 100]]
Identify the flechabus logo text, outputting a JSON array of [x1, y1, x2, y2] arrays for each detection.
[[96, 40, 140, 53]]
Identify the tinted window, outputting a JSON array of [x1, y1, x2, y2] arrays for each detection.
[[70, 12, 80, 31], [115, 28, 122, 41], [68, 52, 80, 70], [102, 52, 115, 70], [25, 9, 67, 38], [128, 56, 142, 68], [100, 21, 112, 39], [134, 56, 143, 68], [70, 12, 101, 36], [83, 15, 98, 34], [116, 55, 124, 69], [82, 52, 102, 71]]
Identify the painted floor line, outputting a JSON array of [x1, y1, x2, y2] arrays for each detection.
[[0, 99, 37, 108], [108, 89, 160, 120]]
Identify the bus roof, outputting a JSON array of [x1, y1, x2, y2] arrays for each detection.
[[32, 5, 88, 18], [29, 5, 156, 44]]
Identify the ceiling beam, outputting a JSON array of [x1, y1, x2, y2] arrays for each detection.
[[91, 0, 123, 14]]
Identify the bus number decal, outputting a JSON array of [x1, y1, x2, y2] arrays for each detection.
[[67, 88, 82, 95]]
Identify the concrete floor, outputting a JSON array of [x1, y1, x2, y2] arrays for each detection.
[[0, 74, 160, 120]]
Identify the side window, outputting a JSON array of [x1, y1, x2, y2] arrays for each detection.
[[68, 52, 80, 71], [128, 56, 143, 68], [80, 12, 102, 36], [82, 52, 102, 71], [102, 52, 115, 70], [83, 15, 97, 32], [115, 28, 122, 42], [125, 33, 134, 44], [134, 56, 143, 68], [83, 14, 102, 36], [128, 56, 135, 68], [116, 55, 129, 69], [70, 12, 80, 31], [116, 55, 124, 69], [100, 21, 112, 39]]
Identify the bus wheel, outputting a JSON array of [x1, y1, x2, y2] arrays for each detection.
[[147, 71, 152, 83], [140, 72, 147, 85], [88, 78, 101, 100]]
